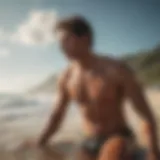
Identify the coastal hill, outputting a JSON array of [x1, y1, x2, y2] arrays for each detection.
[[30, 45, 160, 94], [123, 45, 160, 85]]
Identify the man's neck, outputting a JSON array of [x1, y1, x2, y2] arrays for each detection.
[[72, 51, 96, 69]]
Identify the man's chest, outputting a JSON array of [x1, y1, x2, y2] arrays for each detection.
[[66, 70, 119, 103]]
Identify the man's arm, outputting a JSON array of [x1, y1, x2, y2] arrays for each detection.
[[122, 65, 159, 157], [38, 72, 70, 146]]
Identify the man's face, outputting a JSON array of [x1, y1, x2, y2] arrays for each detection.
[[56, 30, 88, 59]]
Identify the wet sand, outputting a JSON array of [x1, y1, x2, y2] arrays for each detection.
[[0, 141, 76, 160]]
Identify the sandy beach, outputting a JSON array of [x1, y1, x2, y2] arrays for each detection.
[[0, 89, 160, 160]]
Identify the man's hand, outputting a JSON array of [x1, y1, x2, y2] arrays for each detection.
[[20, 139, 38, 148], [147, 150, 160, 160], [20, 138, 47, 149]]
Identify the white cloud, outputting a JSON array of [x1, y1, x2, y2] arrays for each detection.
[[0, 47, 10, 58], [11, 10, 58, 46], [0, 10, 58, 46]]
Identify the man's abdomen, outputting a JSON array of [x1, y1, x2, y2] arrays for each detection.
[[80, 104, 129, 137]]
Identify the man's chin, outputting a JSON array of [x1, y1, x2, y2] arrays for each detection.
[[67, 54, 78, 60]]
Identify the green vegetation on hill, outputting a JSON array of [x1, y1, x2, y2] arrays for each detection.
[[122, 45, 160, 85]]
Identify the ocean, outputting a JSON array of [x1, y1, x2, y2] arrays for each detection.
[[0, 93, 82, 151]]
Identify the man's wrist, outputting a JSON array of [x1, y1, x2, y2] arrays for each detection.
[[38, 136, 47, 146]]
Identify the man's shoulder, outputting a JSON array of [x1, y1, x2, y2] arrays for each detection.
[[98, 55, 134, 79], [99, 55, 130, 70], [58, 65, 72, 85]]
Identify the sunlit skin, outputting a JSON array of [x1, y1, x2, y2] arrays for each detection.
[[35, 30, 159, 160]]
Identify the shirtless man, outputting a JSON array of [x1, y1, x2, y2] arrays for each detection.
[[36, 16, 159, 160]]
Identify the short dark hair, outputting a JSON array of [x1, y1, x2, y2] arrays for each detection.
[[55, 16, 93, 45]]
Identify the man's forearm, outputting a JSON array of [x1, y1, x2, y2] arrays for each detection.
[[149, 124, 159, 153], [38, 123, 57, 146], [144, 118, 159, 154], [38, 113, 62, 146]]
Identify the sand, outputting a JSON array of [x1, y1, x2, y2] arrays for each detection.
[[0, 89, 160, 160]]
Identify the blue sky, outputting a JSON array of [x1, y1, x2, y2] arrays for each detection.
[[0, 0, 160, 92]]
